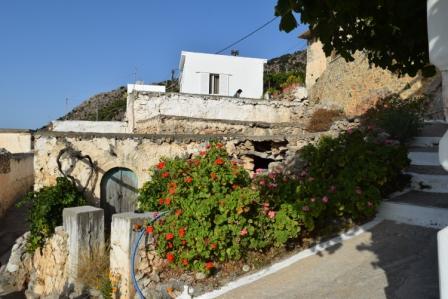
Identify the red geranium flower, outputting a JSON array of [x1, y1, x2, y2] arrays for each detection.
[[158, 198, 164, 205], [178, 227, 186, 238], [184, 177, 193, 183], [181, 240, 187, 245], [168, 188, 176, 195], [215, 158, 224, 165], [166, 252, 174, 262], [182, 259, 189, 266], [210, 172, 217, 180], [199, 150, 207, 156], [210, 243, 217, 250], [206, 144, 211, 149], [168, 242, 173, 249], [205, 261, 214, 270], [175, 209, 182, 216], [164, 198, 171, 205], [216, 143, 223, 148], [162, 172, 170, 178], [166, 233, 174, 240], [157, 162, 166, 170], [146, 226, 154, 234]]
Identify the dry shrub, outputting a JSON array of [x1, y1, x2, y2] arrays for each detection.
[[78, 245, 111, 296], [307, 108, 344, 132]]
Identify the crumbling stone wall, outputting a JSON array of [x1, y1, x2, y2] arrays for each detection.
[[0, 150, 34, 217], [33, 131, 328, 203], [308, 51, 442, 117], [127, 92, 307, 133]]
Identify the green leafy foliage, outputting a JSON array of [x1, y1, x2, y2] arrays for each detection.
[[362, 96, 426, 143], [264, 71, 305, 95], [275, 0, 434, 77], [138, 143, 300, 272], [138, 130, 410, 273], [299, 128, 410, 224], [18, 177, 86, 252]]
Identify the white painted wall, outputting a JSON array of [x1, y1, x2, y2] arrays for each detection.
[[0, 131, 33, 153], [127, 84, 165, 94], [179, 51, 267, 99], [51, 121, 129, 133]]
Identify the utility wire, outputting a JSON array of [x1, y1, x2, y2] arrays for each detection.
[[215, 16, 279, 54]]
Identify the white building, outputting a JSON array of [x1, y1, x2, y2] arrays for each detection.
[[179, 51, 267, 99]]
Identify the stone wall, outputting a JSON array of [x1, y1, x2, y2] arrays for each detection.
[[127, 92, 307, 133], [0, 150, 34, 217], [33, 131, 322, 202], [50, 120, 129, 133], [0, 130, 33, 153], [308, 51, 442, 117]]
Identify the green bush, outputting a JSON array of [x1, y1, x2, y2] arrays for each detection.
[[18, 177, 86, 252], [298, 128, 410, 224], [362, 96, 426, 143], [264, 71, 305, 94], [138, 143, 300, 272]]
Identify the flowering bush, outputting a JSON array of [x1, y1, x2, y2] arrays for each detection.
[[298, 128, 409, 223], [138, 143, 300, 272]]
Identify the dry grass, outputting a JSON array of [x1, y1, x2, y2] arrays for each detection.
[[77, 245, 110, 291], [306, 108, 344, 132]]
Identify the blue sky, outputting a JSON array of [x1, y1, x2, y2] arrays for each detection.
[[0, 1, 306, 129]]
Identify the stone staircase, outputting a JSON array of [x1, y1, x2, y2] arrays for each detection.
[[378, 122, 448, 228]]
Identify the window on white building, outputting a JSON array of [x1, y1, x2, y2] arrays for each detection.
[[209, 74, 220, 94]]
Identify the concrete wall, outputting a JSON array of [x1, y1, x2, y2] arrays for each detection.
[[126, 92, 306, 132], [304, 39, 328, 89], [0, 152, 34, 217], [127, 84, 165, 94], [51, 121, 129, 133], [179, 51, 267, 99], [0, 130, 33, 153]]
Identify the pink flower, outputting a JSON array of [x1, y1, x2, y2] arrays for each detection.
[[259, 179, 266, 186], [268, 172, 277, 179], [256, 168, 264, 174], [240, 227, 248, 236], [347, 128, 353, 134], [267, 211, 276, 219], [322, 196, 329, 204], [268, 183, 278, 189], [302, 205, 310, 212]]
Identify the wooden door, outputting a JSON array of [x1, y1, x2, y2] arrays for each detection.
[[101, 168, 138, 226]]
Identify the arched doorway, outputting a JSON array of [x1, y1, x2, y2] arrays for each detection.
[[100, 167, 138, 226]]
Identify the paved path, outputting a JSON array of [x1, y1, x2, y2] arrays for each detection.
[[219, 221, 439, 299]]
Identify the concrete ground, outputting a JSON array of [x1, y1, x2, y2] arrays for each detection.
[[219, 220, 439, 299]]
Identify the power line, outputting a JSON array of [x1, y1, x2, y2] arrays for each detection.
[[215, 16, 279, 54]]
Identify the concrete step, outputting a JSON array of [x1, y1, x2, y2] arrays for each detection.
[[408, 151, 440, 166], [407, 173, 448, 193], [410, 136, 441, 148], [378, 190, 448, 228], [420, 122, 448, 137], [389, 190, 448, 209], [407, 165, 448, 176]]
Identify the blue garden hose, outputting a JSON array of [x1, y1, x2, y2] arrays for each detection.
[[131, 211, 170, 299]]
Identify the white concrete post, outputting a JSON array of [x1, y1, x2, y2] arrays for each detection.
[[63, 206, 104, 283], [438, 227, 448, 299], [110, 212, 156, 299]]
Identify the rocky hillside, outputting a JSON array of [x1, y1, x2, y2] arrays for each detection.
[[59, 50, 307, 122], [59, 86, 127, 121], [265, 50, 306, 73]]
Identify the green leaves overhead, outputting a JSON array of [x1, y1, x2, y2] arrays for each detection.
[[275, 0, 435, 77]]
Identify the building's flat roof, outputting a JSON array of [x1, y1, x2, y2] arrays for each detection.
[[180, 51, 267, 63]]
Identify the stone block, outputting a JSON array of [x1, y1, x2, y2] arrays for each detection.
[[63, 206, 104, 282], [110, 212, 157, 299]]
